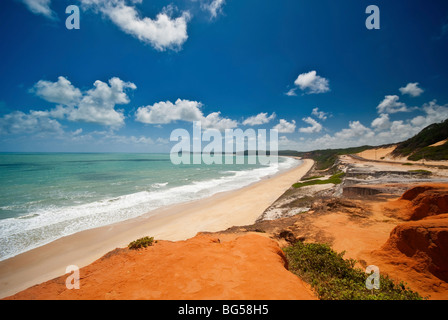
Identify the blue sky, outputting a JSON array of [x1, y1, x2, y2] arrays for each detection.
[[1, 0, 448, 152]]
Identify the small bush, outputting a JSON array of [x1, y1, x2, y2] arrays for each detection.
[[284, 241, 424, 300], [128, 236, 155, 250]]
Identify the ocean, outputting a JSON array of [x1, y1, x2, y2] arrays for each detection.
[[0, 153, 300, 261]]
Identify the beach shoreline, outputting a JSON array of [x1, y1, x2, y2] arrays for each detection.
[[0, 158, 314, 299]]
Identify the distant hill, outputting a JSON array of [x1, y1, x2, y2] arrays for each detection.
[[287, 118, 448, 170], [293, 145, 374, 170], [392, 118, 448, 161]]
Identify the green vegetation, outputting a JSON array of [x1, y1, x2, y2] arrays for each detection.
[[292, 171, 345, 189], [393, 118, 448, 160], [301, 175, 324, 181], [402, 163, 414, 166], [294, 146, 375, 170], [128, 236, 155, 250], [284, 241, 424, 300], [407, 142, 448, 161]]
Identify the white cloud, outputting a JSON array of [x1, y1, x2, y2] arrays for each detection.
[[135, 99, 238, 130], [399, 82, 424, 97], [156, 137, 169, 144], [371, 113, 391, 131], [135, 99, 204, 124], [242, 112, 276, 126], [32, 76, 137, 128], [284, 88, 297, 96], [113, 134, 155, 145], [72, 128, 83, 135], [20, 0, 56, 19], [201, 0, 225, 19], [32, 76, 82, 106], [67, 78, 136, 127], [201, 112, 238, 130], [418, 100, 448, 126], [279, 100, 448, 151], [335, 121, 374, 141], [298, 117, 323, 133], [273, 119, 296, 133], [377, 95, 410, 114], [311, 107, 329, 120], [80, 0, 190, 51], [0, 110, 63, 135], [278, 135, 301, 149], [293, 71, 330, 94]]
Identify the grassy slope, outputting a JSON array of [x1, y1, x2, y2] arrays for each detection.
[[392, 118, 448, 161], [284, 242, 424, 300], [287, 146, 374, 170]]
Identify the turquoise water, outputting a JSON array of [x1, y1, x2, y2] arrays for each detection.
[[0, 153, 300, 260]]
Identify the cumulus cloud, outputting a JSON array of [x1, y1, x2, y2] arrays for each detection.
[[80, 0, 191, 51], [284, 88, 298, 97], [31, 76, 137, 128], [242, 112, 276, 126], [201, 0, 225, 19], [20, 0, 56, 19], [273, 119, 296, 133], [334, 121, 374, 141], [0, 110, 63, 135], [135, 99, 238, 130], [293, 71, 330, 94], [298, 117, 323, 133], [201, 112, 238, 130], [371, 113, 391, 131], [31, 76, 82, 106], [399, 82, 424, 97], [135, 99, 204, 124], [278, 135, 301, 149], [377, 95, 410, 114], [417, 100, 448, 127], [311, 107, 330, 120], [279, 100, 448, 151]]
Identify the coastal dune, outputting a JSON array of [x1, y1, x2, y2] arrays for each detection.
[[0, 159, 314, 299]]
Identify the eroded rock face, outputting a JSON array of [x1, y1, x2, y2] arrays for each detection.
[[379, 214, 448, 282], [4, 234, 316, 300], [399, 184, 448, 220], [378, 184, 448, 283], [385, 184, 448, 221]]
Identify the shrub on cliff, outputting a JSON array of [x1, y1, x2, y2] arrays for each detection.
[[128, 236, 155, 250], [284, 241, 424, 300]]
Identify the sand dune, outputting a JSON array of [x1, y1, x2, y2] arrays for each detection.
[[355, 145, 448, 166]]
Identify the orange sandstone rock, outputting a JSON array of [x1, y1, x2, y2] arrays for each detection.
[[378, 214, 448, 283], [5, 234, 316, 300], [384, 184, 448, 221]]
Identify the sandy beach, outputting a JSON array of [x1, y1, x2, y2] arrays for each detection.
[[0, 158, 314, 299]]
